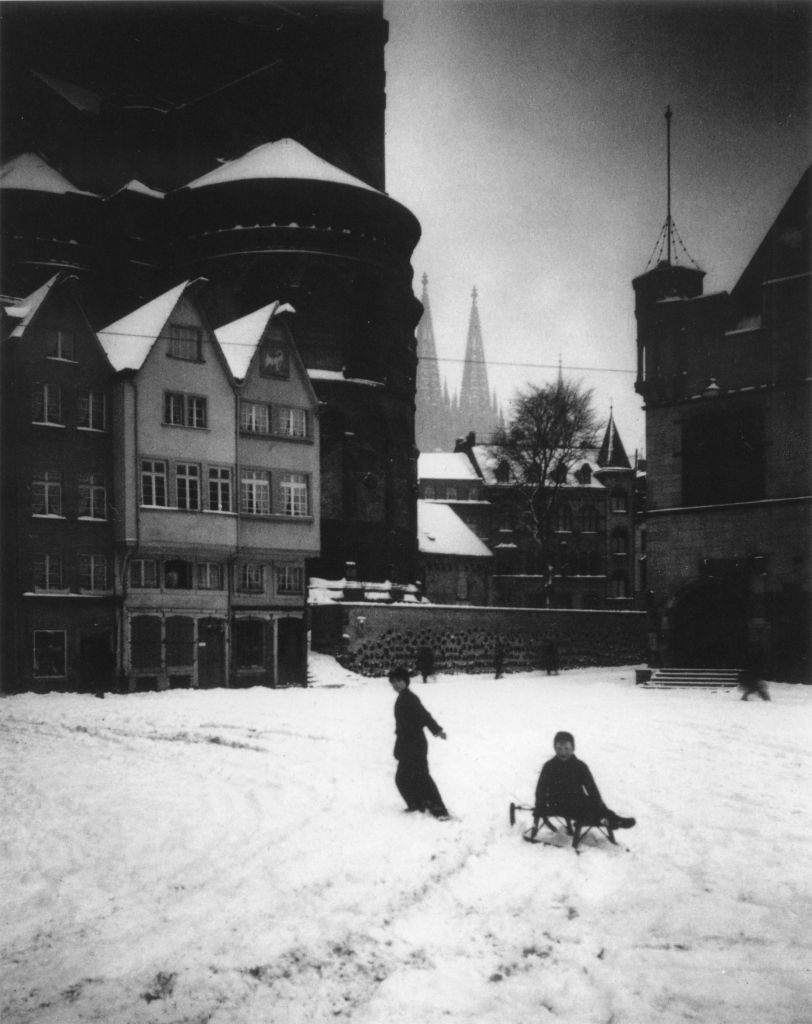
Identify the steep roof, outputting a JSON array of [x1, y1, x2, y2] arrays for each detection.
[[4, 274, 63, 337], [597, 412, 631, 469], [215, 300, 296, 379], [417, 501, 492, 559], [0, 152, 98, 196], [182, 138, 379, 194], [418, 452, 480, 482], [97, 281, 190, 370]]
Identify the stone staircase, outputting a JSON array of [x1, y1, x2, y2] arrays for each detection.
[[638, 667, 743, 688]]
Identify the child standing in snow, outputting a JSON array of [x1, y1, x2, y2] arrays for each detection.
[[388, 666, 449, 819]]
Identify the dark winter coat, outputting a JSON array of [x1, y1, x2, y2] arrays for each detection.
[[393, 688, 443, 760], [534, 754, 606, 821]]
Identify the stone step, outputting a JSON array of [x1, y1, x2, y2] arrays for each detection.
[[641, 667, 743, 688]]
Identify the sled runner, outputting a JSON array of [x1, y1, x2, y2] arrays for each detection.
[[509, 801, 619, 851]]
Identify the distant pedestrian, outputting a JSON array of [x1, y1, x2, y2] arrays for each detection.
[[545, 636, 559, 675], [416, 645, 436, 684], [494, 639, 505, 679], [740, 646, 770, 701], [388, 666, 450, 819]]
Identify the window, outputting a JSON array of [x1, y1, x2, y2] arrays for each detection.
[[176, 463, 200, 511], [276, 565, 303, 595], [424, 485, 436, 499], [241, 470, 270, 515], [456, 570, 469, 601], [45, 328, 75, 361], [131, 615, 161, 669], [32, 383, 61, 424], [240, 563, 264, 592], [32, 471, 62, 516], [168, 323, 202, 361], [163, 392, 207, 429], [33, 630, 67, 676], [555, 504, 573, 532], [578, 464, 592, 485], [208, 467, 231, 513], [78, 389, 107, 431], [141, 460, 167, 507], [446, 486, 458, 500], [611, 529, 629, 555], [273, 406, 308, 438], [197, 562, 223, 590], [240, 401, 270, 434], [131, 559, 158, 588], [610, 489, 628, 512], [78, 473, 107, 519], [609, 572, 630, 599], [682, 409, 764, 506], [164, 559, 192, 589], [579, 505, 598, 532], [79, 554, 108, 592], [280, 473, 309, 517], [33, 553, 63, 591]]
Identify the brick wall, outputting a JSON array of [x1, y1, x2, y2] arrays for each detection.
[[310, 603, 646, 677]]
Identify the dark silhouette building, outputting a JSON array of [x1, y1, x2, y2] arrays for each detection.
[[1, 1, 422, 591], [633, 166, 811, 680]]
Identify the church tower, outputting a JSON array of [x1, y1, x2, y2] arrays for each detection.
[[415, 274, 449, 452], [457, 286, 499, 443]]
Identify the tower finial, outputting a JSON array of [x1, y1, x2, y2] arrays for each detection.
[[421, 272, 428, 290], [665, 105, 673, 266], [471, 285, 478, 303]]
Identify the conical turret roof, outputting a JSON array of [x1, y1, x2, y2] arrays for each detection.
[[597, 410, 631, 469]]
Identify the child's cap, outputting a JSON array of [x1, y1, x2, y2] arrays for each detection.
[[553, 731, 575, 748]]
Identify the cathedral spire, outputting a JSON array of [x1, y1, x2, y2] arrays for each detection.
[[415, 273, 453, 451], [458, 284, 496, 441]]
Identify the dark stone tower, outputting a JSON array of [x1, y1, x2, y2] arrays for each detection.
[[1, 1, 422, 583]]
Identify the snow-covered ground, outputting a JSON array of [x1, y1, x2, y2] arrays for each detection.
[[2, 657, 810, 1024]]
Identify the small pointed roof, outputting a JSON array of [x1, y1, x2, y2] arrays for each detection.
[[215, 300, 296, 379], [182, 138, 379, 194], [0, 152, 98, 196], [597, 410, 631, 469], [97, 281, 190, 371]]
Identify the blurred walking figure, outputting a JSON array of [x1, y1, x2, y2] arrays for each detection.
[[416, 645, 436, 684], [494, 638, 505, 679], [544, 635, 559, 675]]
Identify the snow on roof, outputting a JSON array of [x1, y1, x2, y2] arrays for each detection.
[[107, 180, 166, 200], [418, 452, 479, 481], [417, 500, 492, 559], [182, 138, 379, 194], [306, 369, 383, 388], [215, 301, 295, 379], [31, 71, 101, 114], [0, 153, 98, 196], [5, 274, 62, 337], [97, 281, 189, 371]]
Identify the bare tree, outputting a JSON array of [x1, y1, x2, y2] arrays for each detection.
[[489, 378, 600, 602]]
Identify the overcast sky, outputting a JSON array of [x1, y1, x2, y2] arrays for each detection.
[[383, 0, 811, 454]]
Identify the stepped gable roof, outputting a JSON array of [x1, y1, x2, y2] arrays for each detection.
[[215, 300, 296, 379], [597, 412, 631, 469], [4, 274, 63, 337], [418, 452, 480, 481], [181, 138, 380, 194], [97, 281, 190, 371], [0, 152, 99, 196], [417, 501, 492, 559]]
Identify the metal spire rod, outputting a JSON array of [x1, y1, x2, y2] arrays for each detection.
[[665, 105, 673, 266]]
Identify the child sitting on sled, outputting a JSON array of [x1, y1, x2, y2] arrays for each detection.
[[534, 731, 635, 832]]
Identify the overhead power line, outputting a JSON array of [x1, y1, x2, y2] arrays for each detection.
[[421, 355, 635, 375]]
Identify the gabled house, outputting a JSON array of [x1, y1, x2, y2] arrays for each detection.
[[1, 273, 117, 692], [216, 300, 320, 686], [417, 499, 493, 605]]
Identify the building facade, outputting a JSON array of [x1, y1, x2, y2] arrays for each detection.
[[1, 278, 319, 692], [634, 167, 811, 680]]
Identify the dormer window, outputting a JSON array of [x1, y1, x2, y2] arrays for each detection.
[[579, 464, 592, 485], [168, 324, 202, 361], [45, 328, 75, 361]]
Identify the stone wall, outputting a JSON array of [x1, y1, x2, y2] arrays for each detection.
[[310, 603, 646, 677]]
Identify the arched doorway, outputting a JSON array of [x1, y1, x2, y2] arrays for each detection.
[[672, 580, 748, 667]]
